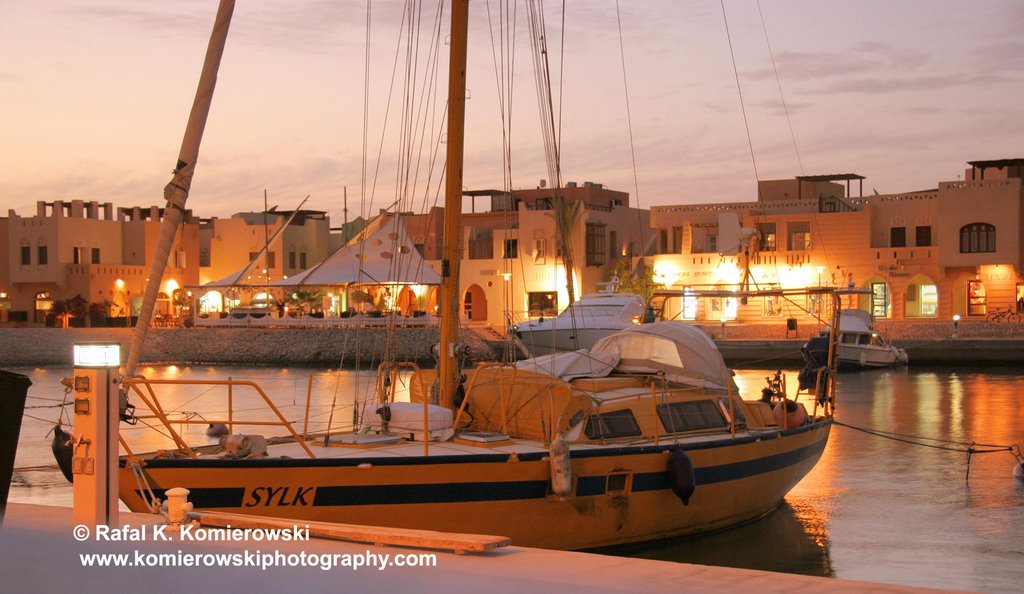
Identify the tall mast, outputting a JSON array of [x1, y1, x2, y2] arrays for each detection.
[[124, 0, 235, 377], [438, 0, 469, 408]]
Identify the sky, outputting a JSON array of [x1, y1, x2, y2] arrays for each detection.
[[1, 0, 1022, 223]]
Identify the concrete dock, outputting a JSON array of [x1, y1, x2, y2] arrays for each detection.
[[0, 503, 968, 593]]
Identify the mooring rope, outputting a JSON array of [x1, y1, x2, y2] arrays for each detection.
[[834, 419, 1022, 484]]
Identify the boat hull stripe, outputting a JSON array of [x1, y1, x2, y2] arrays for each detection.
[[136, 427, 827, 508]]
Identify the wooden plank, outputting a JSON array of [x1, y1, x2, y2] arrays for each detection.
[[193, 511, 511, 554]]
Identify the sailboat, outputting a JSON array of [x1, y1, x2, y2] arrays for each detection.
[[114, 1, 840, 550]]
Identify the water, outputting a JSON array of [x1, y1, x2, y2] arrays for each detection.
[[6, 365, 1023, 592]]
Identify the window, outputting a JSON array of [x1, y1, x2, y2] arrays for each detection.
[[787, 221, 810, 251], [682, 289, 697, 320], [671, 226, 683, 253], [173, 250, 185, 268], [503, 239, 518, 259], [920, 284, 938, 317], [756, 223, 777, 251], [585, 224, 606, 267], [34, 292, 53, 323], [657, 401, 728, 433], [533, 239, 546, 264], [73, 247, 84, 264], [1016, 283, 1024, 313], [764, 295, 783, 317], [960, 223, 995, 253], [890, 227, 906, 248], [608, 231, 618, 258], [20, 245, 30, 265], [871, 282, 889, 318], [265, 252, 276, 268], [584, 410, 642, 439], [915, 226, 932, 247], [527, 291, 557, 317], [967, 280, 986, 316], [37, 245, 48, 265], [92, 247, 101, 264], [659, 229, 669, 254], [289, 251, 296, 269], [706, 234, 718, 253], [299, 252, 307, 269]]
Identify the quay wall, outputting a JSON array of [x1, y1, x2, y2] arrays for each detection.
[[0, 327, 497, 368], [1, 323, 1022, 368]]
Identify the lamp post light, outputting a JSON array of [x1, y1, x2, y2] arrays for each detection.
[[953, 314, 961, 339]]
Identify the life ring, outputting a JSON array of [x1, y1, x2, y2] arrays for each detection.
[[667, 449, 696, 505]]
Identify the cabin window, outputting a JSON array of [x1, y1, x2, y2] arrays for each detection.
[[584, 410, 642, 440], [37, 245, 48, 266], [20, 244, 31, 265], [657, 401, 728, 433], [718, 398, 746, 428], [959, 223, 995, 253]]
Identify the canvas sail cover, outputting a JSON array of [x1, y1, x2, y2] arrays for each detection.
[[516, 322, 735, 391]]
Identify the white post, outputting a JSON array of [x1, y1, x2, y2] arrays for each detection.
[[71, 342, 121, 527]]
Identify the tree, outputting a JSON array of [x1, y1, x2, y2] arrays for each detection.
[[605, 257, 662, 301], [550, 195, 583, 308]]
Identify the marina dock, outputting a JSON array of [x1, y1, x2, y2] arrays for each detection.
[[0, 503, 966, 594]]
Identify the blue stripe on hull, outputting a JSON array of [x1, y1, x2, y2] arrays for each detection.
[[136, 424, 829, 508]]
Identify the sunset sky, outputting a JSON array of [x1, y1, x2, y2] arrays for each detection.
[[2, 1, 1021, 223]]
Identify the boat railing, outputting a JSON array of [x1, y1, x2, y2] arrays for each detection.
[[120, 377, 316, 458]]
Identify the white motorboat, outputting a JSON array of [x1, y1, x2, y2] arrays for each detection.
[[822, 309, 908, 369], [511, 289, 647, 356]]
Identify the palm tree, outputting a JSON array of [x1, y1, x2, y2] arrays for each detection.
[[550, 193, 583, 309]]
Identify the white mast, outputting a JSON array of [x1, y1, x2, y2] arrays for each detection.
[[124, 0, 236, 377]]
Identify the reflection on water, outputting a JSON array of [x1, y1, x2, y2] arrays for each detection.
[[7, 365, 1024, 593]]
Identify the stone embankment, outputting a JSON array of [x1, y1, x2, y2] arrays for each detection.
[[0, 327, 497, 368]]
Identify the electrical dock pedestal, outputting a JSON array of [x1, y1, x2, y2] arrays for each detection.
[[70, 342, 121, 528]]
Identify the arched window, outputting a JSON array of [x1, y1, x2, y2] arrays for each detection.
[[960, 223, 995, 253]]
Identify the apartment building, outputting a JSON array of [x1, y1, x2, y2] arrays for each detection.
[[404, 182, 652, 328], [649, 158, 1024, 322], [0, 200, 199, 325]]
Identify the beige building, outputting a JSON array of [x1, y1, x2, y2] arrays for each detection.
[[1, 200, 199, 326], [405, 182, 652, 328], [198, 209, 330, 311], [649, 158, 1024, 323]]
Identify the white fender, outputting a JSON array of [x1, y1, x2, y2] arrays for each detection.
[[549, 433, 572, 498]]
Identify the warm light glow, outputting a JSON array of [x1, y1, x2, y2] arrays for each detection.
[[953, 314, 961, 321], [164, 278, 180, 295], [501, 272, 512, 282], [411, 284, 427, 297], [73, 343, 121, 367], [714, 261, 741, 285], [115, 278, 125, 289]]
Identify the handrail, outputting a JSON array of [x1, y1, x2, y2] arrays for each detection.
[[122, 377, 316, 458]]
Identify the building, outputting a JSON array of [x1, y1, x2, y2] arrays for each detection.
[[1, 200, 200, 326], [404, 182, 652, 328], [649, 158, 1024, 323]]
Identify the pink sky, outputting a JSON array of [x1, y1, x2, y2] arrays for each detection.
[[1, 1, 1021, 223]]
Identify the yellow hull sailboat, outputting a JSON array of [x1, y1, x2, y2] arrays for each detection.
[[114, 0, 839, 551]]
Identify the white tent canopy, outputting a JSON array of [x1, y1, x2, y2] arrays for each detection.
[[274, 213, 440, 287]]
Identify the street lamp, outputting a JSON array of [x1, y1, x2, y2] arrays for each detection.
[[953, 314, 961, 339]]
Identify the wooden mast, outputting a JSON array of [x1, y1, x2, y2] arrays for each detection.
[[124, 0, 235, 377], [438, 0, 470, 408]]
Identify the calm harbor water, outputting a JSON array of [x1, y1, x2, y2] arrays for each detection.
[[6, 364, 1023, 592]]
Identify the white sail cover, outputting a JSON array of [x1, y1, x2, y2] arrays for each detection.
[[517, 321, 735, 391], [276, 213, 440, 286]]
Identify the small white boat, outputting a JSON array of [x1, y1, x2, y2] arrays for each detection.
[[511, 289, 647, 356], [826, 310, 908, 369]]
